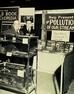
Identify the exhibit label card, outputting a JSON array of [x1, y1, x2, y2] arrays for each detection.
[[51, 30, 70, 42]]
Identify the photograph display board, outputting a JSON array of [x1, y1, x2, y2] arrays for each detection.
[[19, 8, 35, 27]]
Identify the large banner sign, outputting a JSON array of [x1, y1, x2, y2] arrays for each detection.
[[0, 7, 19, 24], [45, 14, 74, 31]]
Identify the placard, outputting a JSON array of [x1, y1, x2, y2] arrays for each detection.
[[12, 37, 16, 42], [22, 38, 28, 44], [45, 14, 74, 31], [51, 30, 70, 42], [6, 52, 12, 56], [17, 70, 24, 77]]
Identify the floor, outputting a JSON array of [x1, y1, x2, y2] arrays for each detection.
[[66, 80, 74, 94], [37, 72, 56, 94], [0, 72, 56, 94]]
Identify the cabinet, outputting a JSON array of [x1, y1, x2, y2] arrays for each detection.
[[0, 33, 38, 94]]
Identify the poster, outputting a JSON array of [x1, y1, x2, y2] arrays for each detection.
[[0, 6, 19, 31], [45, 14, 74, 31]]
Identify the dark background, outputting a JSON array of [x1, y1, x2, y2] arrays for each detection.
[[0, 0, 73, 10]]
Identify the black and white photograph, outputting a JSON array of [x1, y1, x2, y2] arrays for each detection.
[[0, 0, 73, 94]]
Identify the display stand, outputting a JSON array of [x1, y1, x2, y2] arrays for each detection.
[[0, 33, 38, 94]]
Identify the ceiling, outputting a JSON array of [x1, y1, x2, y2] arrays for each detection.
[[0, 0, 73, 10]]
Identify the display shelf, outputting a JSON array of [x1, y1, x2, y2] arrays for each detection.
[[0, 82, 36, 94], [0, 33, 38, 94], [0, 50, 37, 58]]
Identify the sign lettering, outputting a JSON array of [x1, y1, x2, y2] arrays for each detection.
[[45, 14, 74, 31]]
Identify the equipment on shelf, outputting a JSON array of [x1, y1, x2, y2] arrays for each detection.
[[46, 41, 74, 53], [0, 33, 38, 94]]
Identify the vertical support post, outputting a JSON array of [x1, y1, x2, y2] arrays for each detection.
[[41, 10, 47, 49], [60, 62, 64, 94], [35, 38, 38, 94], [25, 37, 30, 93]]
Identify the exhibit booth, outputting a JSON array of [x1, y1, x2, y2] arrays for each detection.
[[0, 6, 38, 94], [0, 7, 74, 94], [38, 9, 74, 94]]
